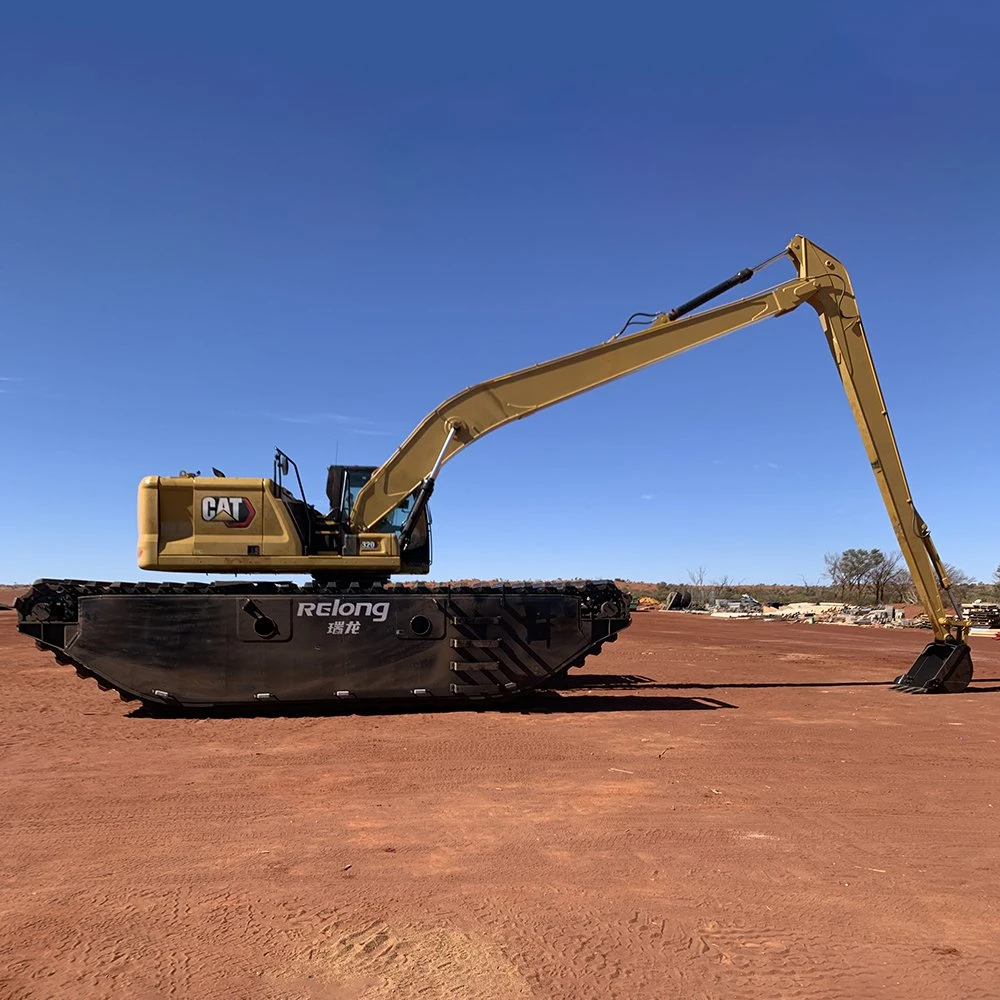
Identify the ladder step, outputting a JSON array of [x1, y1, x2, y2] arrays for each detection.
[[449, 661, 495, 673], [451, 637, 501, 649], [450, 680, 518, 695], [450, 682, 487, 695], [450, 615, 501, 625]]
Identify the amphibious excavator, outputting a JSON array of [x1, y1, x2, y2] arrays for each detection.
[[16, 235, 973, 707]]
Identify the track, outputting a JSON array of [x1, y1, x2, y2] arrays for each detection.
[[16, 578, 631, 709]]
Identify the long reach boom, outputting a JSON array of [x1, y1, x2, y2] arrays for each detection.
[[350, 235, 972, 692], [353, 236, 968, 648]]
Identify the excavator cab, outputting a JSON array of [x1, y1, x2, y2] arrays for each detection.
[[326, 465, 372, 520], [324, 464, 432, 575]]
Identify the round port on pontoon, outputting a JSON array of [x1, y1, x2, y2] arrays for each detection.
[[409, 615, 433, 637], [253, 616, 278, 638]]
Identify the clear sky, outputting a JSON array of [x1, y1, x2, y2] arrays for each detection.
[[2, 3, 997, 586]]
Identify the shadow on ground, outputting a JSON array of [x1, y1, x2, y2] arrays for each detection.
[[124, 668, 1000, 719], [558, 673, 1000, 693], [125, 682, 737, 720]]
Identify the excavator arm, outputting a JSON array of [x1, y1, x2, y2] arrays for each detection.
[[352, 234, 972, 692]]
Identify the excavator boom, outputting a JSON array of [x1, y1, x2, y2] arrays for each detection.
[[351, 234, 971, 691]]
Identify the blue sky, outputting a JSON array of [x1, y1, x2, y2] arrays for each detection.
[[2, 3, 997, 585]]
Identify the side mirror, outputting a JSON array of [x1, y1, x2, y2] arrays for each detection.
[[278, 452, 289, 476]]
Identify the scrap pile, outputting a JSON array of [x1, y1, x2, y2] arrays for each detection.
[[964, 602, 1000, 628], [759, 602, 928, 629], [964, 601, 1000, 637], [761, 601, 848, 624], [634, 591, 1000, 636], [709, 594, 764, 617]]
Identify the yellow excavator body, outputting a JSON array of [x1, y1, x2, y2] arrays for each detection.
[[137, 475, 402, 576]]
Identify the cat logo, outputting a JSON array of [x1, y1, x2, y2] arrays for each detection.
[[201, 496, 256, 528]]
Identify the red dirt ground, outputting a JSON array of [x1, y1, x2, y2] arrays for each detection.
[[2, 604, 999, 1000]]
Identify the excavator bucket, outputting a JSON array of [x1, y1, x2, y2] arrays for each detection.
[[891, 640, 973, 694]]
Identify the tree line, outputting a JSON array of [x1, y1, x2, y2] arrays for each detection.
[[638, 555, 1000, 608], [824, 549, 998, 606], [824, 548, 908, 603]]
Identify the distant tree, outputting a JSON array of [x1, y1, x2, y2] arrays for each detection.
[[890, 567, 916, 604], [825, 548, 877, 602], [687, 565, 708, 607], [849, 549, 880, 602], [993, 563, 1000, 600], [825, 548, 903, 604], [824, 552, 847, 599], [886, 565, 914, 604], [868, 550, 903, 604]]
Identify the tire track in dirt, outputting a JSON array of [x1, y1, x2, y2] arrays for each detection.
[[464, 895, 1000, 1000], [294, 911, 532, 999], [2, 888, 347, 999]]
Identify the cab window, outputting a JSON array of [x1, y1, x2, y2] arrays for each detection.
[[341, 469, 372, 521]]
